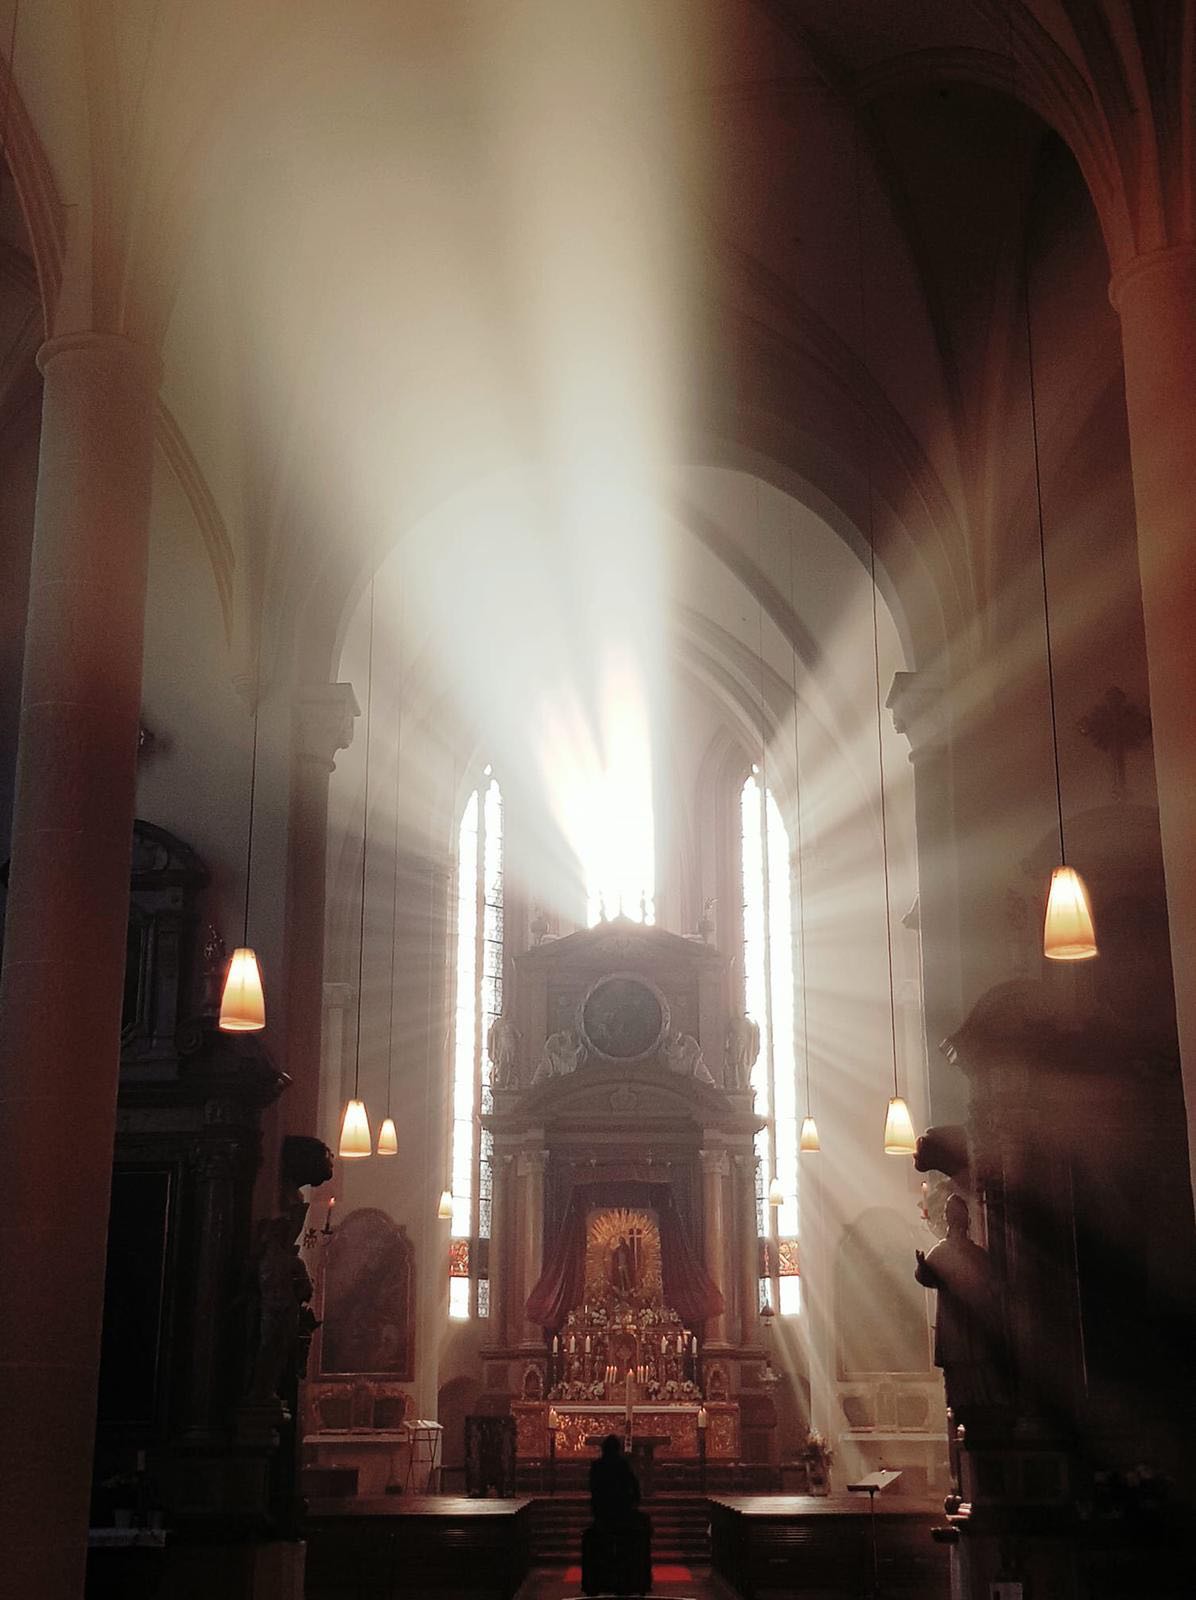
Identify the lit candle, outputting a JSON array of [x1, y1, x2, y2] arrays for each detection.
[[691, 1335, 698, 1355], [552, 1335, 559, 1355], [585, 1335, 591, 1354], [661, 1336, 668, 1354], [698, 1406, 708, 1431], [569, 1335, 576, 1354]]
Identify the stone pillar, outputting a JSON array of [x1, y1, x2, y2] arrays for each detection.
[[282, 683, 359, 1139], [318, 981, 354, 1150], [734, 1152, 760, 1346], [1110, 245, 1196, 1204], [0, 333, 158, 1600], [887, 671, 964, 1123], [488, 1149, 515, 1346], [699, 1148, 730, 1346], [519, 1148, 549, 1346]]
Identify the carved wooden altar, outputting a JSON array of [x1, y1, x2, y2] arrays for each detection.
[[479, 919, 775, 1465]]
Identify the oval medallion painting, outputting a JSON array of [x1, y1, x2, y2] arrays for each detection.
[[580, 975, 668, 1062]]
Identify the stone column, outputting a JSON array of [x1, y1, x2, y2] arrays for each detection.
[[488, 1149, 515, 1346], [0, 333, 158, 1600], [887, 671, 964, 1123], [1110, 245, 1196, 1204], [519, 1148, 549, 1346], [282, 684, 359, 1141], [318, 980, 354, 1150], [699, 1148, 730, 1346], [734, 1152, 760, 1346]]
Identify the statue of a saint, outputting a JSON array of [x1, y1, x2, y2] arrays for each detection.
[[248, 1213, 315, 1405], [661, 1030, 715, 1083], [914, 1194, 1006, 1426], [533, 1027, 584, 1083], [724, 1013, 761, 1089], [487, 1009, 521, 1088]]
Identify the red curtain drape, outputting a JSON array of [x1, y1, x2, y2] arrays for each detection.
[[524, 1185, 724, 1331], [658, 1191, 724, 1324], [525, 1199, 586, 1331]]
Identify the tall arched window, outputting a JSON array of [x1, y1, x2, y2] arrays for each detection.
[[448, 770, 503, 1319], [740, 769, 801, 1314]]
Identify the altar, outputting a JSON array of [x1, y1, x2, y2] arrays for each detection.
[[478, 919, 776, 1474]]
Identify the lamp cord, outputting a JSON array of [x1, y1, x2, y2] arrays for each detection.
[[1023, 249, 1067, 864], [854, 122, 901, 1100], [242, 702, 258, 948], [353, 582, 376, 1101]]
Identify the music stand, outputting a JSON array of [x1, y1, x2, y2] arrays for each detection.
[[847, 1469, 901, 1598]]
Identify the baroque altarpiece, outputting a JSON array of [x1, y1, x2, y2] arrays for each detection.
[[479, 919, 779, 1468]]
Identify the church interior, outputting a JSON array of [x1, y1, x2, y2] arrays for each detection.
[[2, 4, 1196, 1599]]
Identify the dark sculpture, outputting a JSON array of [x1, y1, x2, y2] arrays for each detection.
[[914, 1125, 970, 1181], [281, 1135, 334, 1192], [247, 1209, 317, 1405], [914, 1194, 1006, 1427]]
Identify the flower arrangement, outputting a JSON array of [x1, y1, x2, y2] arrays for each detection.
[[645, 1378, 701, 1402], [547, 1379, 607, 1402]]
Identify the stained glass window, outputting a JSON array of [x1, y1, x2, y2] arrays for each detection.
[[449, 773, 503, 1318], [741, 771, 801, 1315]]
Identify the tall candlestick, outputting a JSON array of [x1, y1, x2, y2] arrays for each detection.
[[585, 1334, 591, 1354]]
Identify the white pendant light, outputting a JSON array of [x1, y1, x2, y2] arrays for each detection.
[[220, 688, 266, 1032], [437, 1189, 454, 1221], [376, 1117, 399, 1156], [339, 1098, 372, 1158], [1043, 865, 1098, 961], [767, 1177, 784, 1208], [883, 1096, 917, 1157], [219, 946, 266, 1032], [799, 1116, 821, 1154], [1023, 246, 1098, 963]]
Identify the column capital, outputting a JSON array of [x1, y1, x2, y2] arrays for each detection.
[[517, 1148, 550, 1177], [699, 1148, 730, 1177], [887, 670, 948, 759], [294, 682, 360, 771]]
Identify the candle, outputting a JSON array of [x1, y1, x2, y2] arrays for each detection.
[[691, 1335, 698, 1355], [552, 1336, 559, 1355], [698, 1406, 708, 1430], [661, 1336, 668, 1355], [569, 1335, 576, 1354], [585, 1335, 591, 1354]]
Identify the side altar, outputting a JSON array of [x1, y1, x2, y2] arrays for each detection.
[[478, 919, 777, 1471]]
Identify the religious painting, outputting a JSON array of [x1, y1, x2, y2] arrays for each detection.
[[580, 975, 668, 1061], [584, 1207, 663, 1310], [320, 1207, 415, 1378]]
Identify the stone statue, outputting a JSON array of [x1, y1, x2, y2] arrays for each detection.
[[533, 1027, 584, 1083], [661, 1030, 715, 1083], [914, 1125, 970, 1182], [487, 1009, 522, 1088], [247, 1211, 316, 1405], [914, 1193, 1006, 1426], [281, 1134, 335, 1192], [724, 1013, 761, 1089]]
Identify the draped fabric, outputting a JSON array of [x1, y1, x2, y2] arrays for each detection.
[[525, 1199, 586, 1331], [524, 1184, 724, 1331], [657, 1190, 724, 1323]]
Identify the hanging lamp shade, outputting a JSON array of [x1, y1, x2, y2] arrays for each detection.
[[437, 1189, 454, 1221], [218, 947, 266, 1032], [376, 1117, 398, 1156], [338, 1099, 372, 1158], [799, 1116, 821, 1153], [1043, 865, 1098, 961], [767, 1177, 784, 1207], [883, 1096, 917, 1156]]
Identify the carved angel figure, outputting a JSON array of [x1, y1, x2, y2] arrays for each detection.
[[724, 1012, 761, 1089], [533, 1027, 584, 1083], [661, 1030, 715, 1083]]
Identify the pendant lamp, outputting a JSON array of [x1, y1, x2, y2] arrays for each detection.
[[219, 693, 266, 1032], [437, 1189, 454, 1221], [767, 1177, 784, 1208], [376, 1117, 399, 1156], [1024, 255, 1098, 961], [854, 131, 917, 1157], [339, 583, 377, 1159], [800, 1116, 821, 1154]]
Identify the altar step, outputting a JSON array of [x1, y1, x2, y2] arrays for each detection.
[[528, 1495, 711, 1566]]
